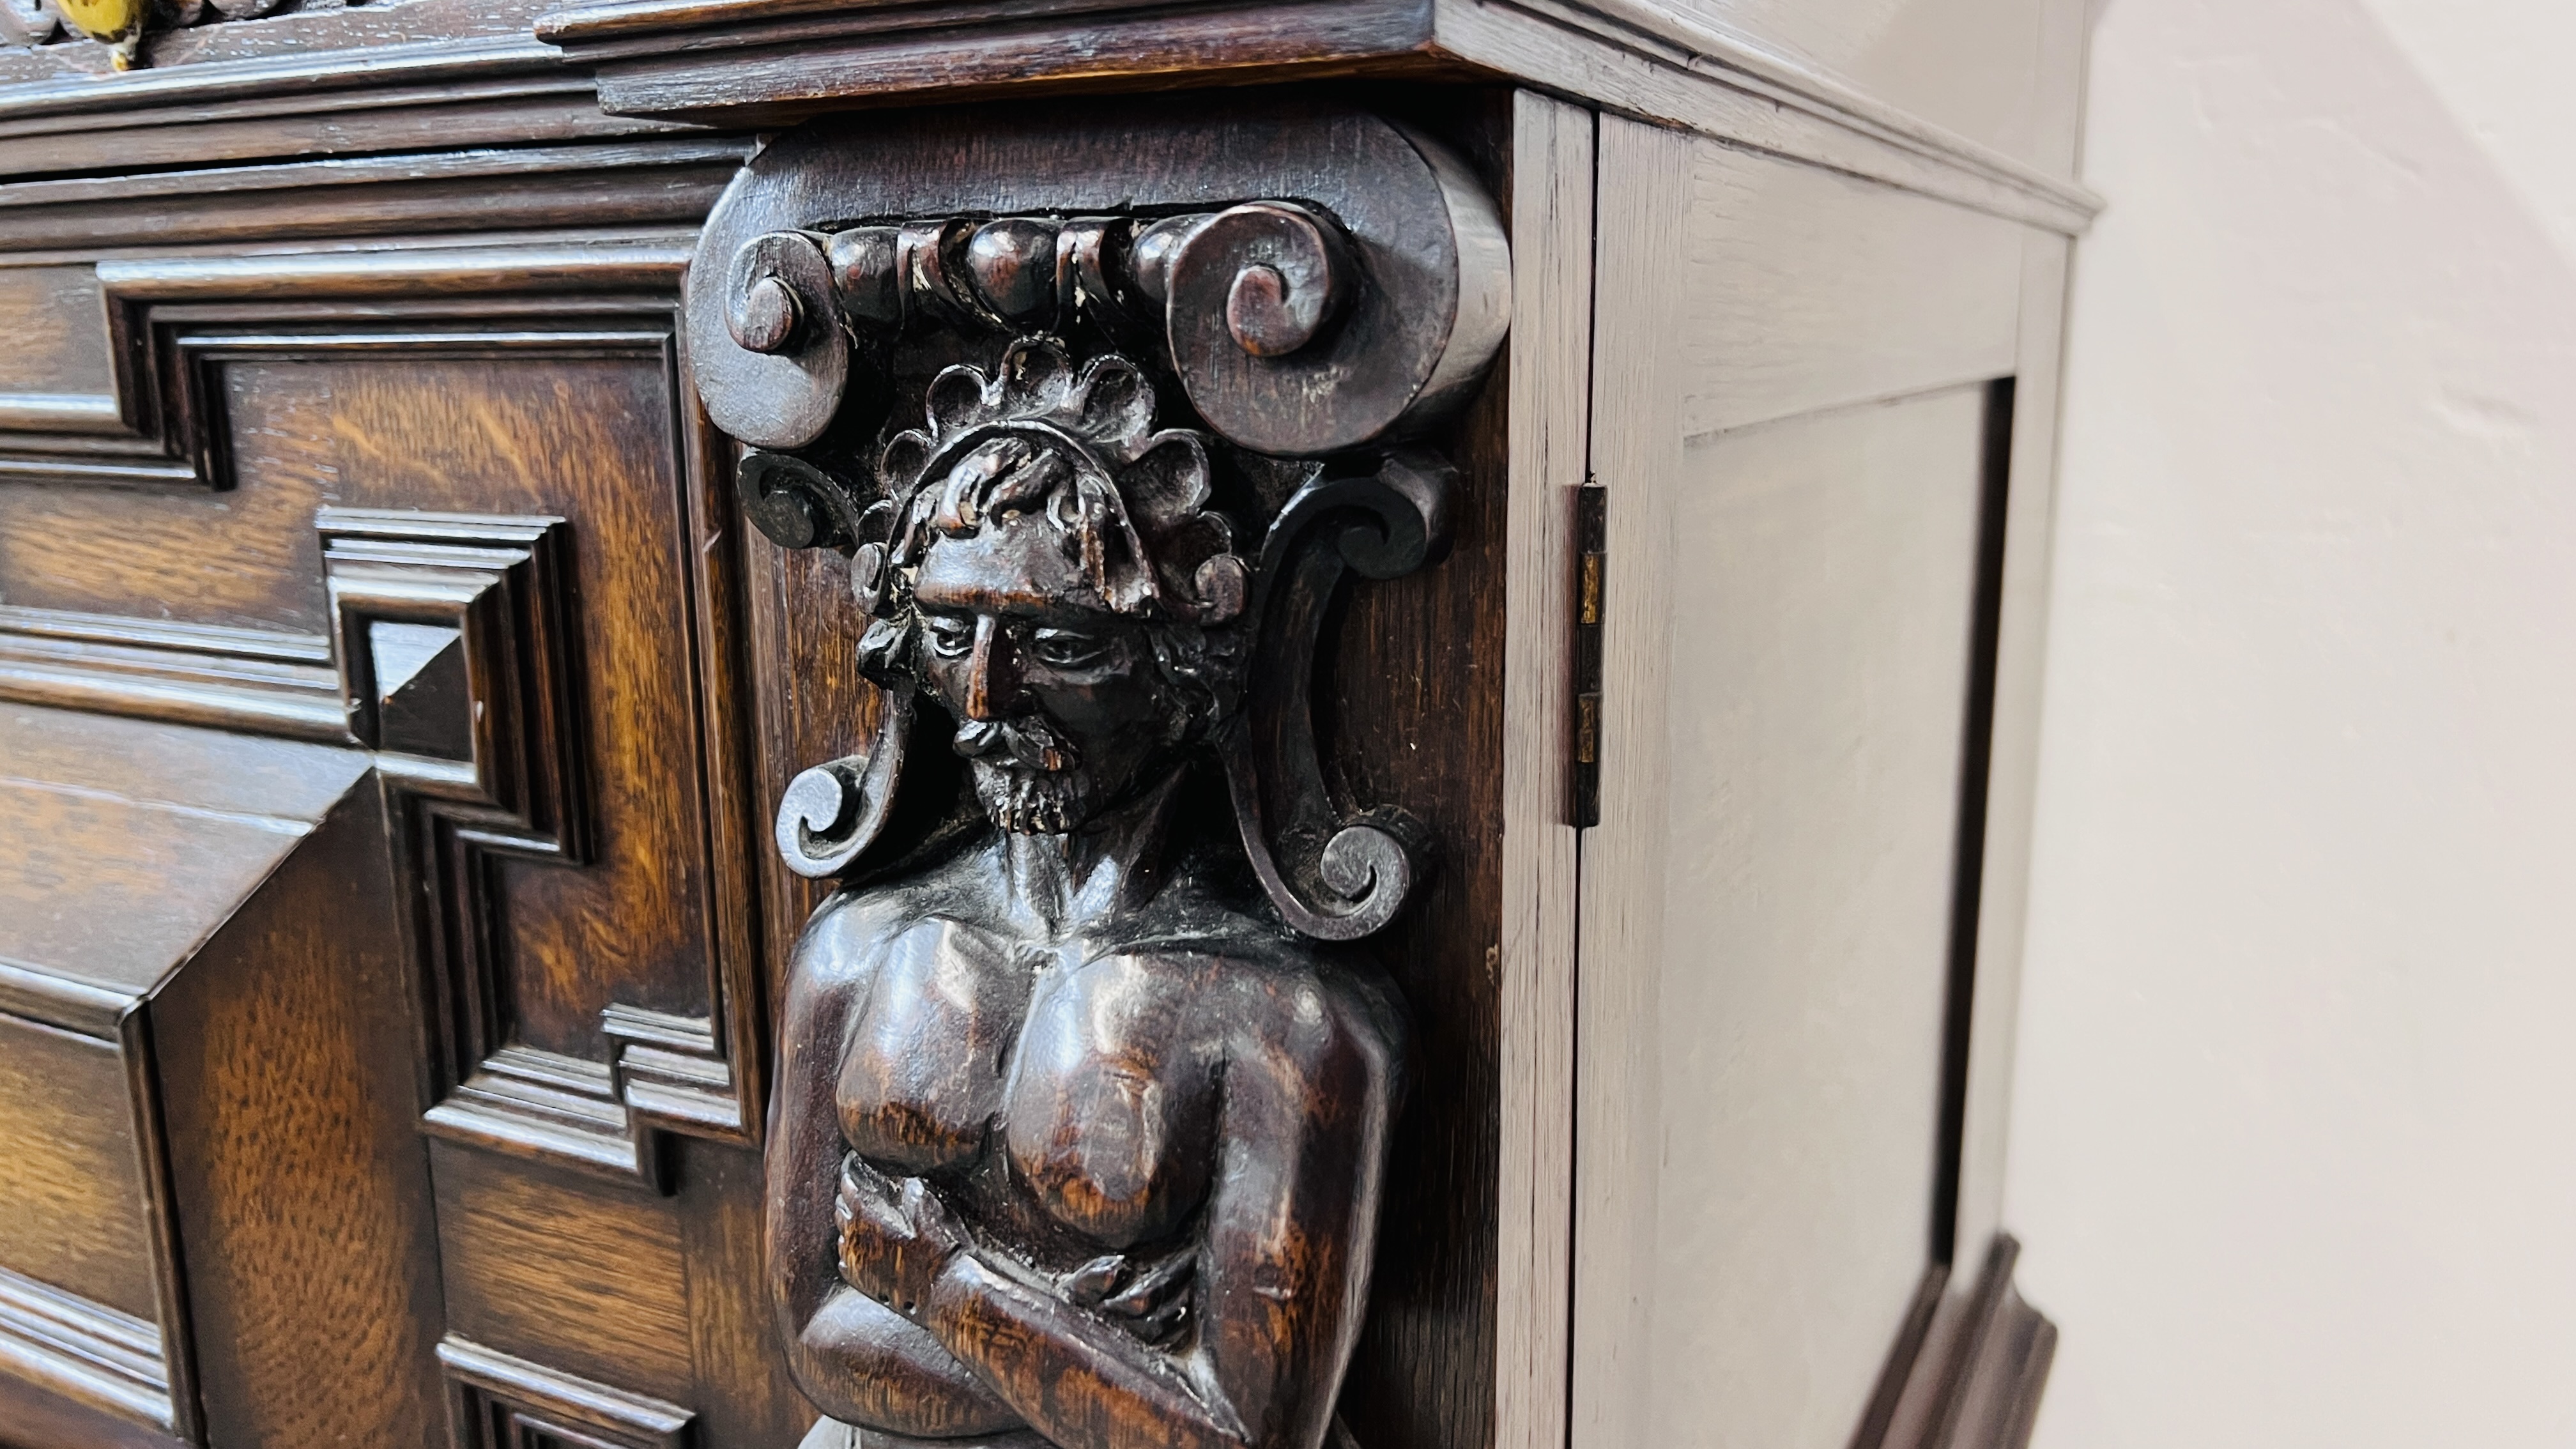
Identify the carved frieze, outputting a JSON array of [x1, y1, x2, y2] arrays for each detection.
[[685, 103, 1508, 1449]]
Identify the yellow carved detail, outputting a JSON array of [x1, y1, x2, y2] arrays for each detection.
[[53, 0, 141, 45]]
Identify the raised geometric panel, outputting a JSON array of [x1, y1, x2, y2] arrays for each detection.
[[0, 245, 769, 1196], [322, 509, 584, 831]]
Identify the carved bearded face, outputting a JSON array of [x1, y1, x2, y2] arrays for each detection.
[[910, 448, 1192, 833], [873, 342, 1248, 836]]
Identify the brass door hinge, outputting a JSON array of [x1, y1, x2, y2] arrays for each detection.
[[1571, 478, 1606, 828]]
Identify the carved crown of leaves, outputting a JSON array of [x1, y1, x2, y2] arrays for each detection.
[[862, 337, 1249, 630]]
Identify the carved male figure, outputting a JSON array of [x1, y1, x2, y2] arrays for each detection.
[[768, 340, 1405, 1449]]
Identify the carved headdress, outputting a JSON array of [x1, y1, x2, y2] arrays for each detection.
[[875, 337, 1248, 626]]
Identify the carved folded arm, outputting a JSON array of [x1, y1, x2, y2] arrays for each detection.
[[910, 997, 1395, 1449], [767, 919, 1025, 1438]]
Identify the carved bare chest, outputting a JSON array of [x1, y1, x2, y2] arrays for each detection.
[[0, 3, 2092, 1448]]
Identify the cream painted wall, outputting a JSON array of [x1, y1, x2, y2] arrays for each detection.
[[2007, 1, 2576, 1444]]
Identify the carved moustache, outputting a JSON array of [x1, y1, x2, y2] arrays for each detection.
[[952, 716, 1077, 773]]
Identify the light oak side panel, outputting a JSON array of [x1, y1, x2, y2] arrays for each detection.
[[1679, 142, 2024, 440], [1579, 112, 2033, 1449], [1572, 111, 1690, 1449], [1651, 387, 1991, 1449], [1496, 88, 1590, 1449], [1951, 230, 2074, 1269]]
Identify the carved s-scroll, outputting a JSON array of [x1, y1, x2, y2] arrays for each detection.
[[1225, 450, 1455, 940]]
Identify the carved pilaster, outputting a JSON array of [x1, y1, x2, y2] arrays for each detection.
[[684, 100, 1510, 1449]]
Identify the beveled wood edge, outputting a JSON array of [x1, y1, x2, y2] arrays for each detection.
[[0, 1262, 177, 1436], [0, 956, 136, 1037], [436, 1335, 694, 1446], [118, 1003, 204, 1446], [542, 0, 2096, 233], [669, 325, 772, 1154], [1857, 1235, 2058, 1449], [1433, 0, 2098, 233], [10, 0, 2094, 231], [0, 137, 747, 215], [1949, 231, 2078, 1269], [0, 135, 751, 252], [1505, 0, 2096, 215], [96, 239, 688, 298], [0, 35, 563, 126], [0, 648, 348, 740], [0, 609, 346, 742]]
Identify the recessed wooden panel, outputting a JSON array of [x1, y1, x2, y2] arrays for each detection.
[[260, 351, 715, 1057], [1648, 385, 1992, 1449], [0, 454, 335, 634], [0, 263, 112, 402], [0, 1015, 154, 1322], [1680, 142, 2024, 439], [433, 1144, 695, 1395]]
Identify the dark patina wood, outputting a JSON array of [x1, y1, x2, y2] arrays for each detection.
[[686, 99, 1512, 1449]]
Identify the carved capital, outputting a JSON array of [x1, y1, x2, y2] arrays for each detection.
[[686, 101, 1510, 942]]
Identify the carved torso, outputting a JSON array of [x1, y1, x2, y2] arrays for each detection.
[[817, 847, 1390, 1274]]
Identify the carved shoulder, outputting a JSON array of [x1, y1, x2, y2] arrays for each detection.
[[783, 876, 954, 1022], [1124, 923, 1407, 1104]]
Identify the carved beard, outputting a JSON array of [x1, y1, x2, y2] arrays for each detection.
[[955, 718, 1097, 834], [970, 763, 1099, 834]]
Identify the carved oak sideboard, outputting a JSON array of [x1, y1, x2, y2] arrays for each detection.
[[0, 4, 2095, 1449]]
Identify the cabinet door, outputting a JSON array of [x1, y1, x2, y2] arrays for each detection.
[[1572, 114, 2052, 1449]]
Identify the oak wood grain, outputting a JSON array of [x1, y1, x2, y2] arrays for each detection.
[[1493, 86, 1586, 1449], [1676, 143, 2025, 439], [0, 1373, 183, 1449], [0, 1015, 157, 1322], [432, 1144, 697, 1395], [0, 139, 749, 252], [0, 763, 350, 1002], [674, 1138, 817, 1446], [151, 785, 445, 1449], [1568, 111, 1689, 1449]]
